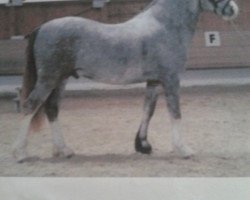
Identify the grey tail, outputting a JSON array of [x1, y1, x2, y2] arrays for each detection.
[[21, 28, 40, 105], [22, 28, 46, 132]]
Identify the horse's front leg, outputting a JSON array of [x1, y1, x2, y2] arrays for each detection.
[[162, 73, 194, 158], [135, 81, 160, 154]]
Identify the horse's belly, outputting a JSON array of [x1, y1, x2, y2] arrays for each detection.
[[80, 63, 156, 85], [106, 66, 145, 84]]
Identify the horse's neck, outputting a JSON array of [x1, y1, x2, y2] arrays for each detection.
[[150, 0, 200, 31]]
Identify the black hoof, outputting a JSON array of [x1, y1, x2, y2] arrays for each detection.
[[135, 135, 152, 154]]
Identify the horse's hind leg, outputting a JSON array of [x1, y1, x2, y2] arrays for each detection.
[[13, 83, 53, 162], [13, 108, 40, 162], [45, 81, 74, 158], [135, 81, 160, 154], [162, 73, 194, 158]]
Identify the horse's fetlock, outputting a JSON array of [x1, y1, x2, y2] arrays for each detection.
[[135, 135, 152, 154], [13, 147, 29, 163], [174, 144, 195, 159], [53, 146, 74, 158]]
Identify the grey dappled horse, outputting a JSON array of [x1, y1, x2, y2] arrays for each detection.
[[13, 0, 239, 162]]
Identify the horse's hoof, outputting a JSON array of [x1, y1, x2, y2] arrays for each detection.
[[135, 137, 152, 154], [174, 145, 195, 159], [13, 148, 29, 163], [53, 146, 75, 158], [64, 147, 75, 158]]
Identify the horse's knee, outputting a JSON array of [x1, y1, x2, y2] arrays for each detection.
[[161, 74, 181, 119], [166, 95, 181, 119]]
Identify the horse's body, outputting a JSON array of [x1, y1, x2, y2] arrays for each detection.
[[35, 1, 197, 85], [14, 0, 239, 162]]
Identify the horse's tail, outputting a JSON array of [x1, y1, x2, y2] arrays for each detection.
[[21, 27, 45, 132]]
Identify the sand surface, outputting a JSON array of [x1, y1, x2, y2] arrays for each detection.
[[0, 86, 250, 177]]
